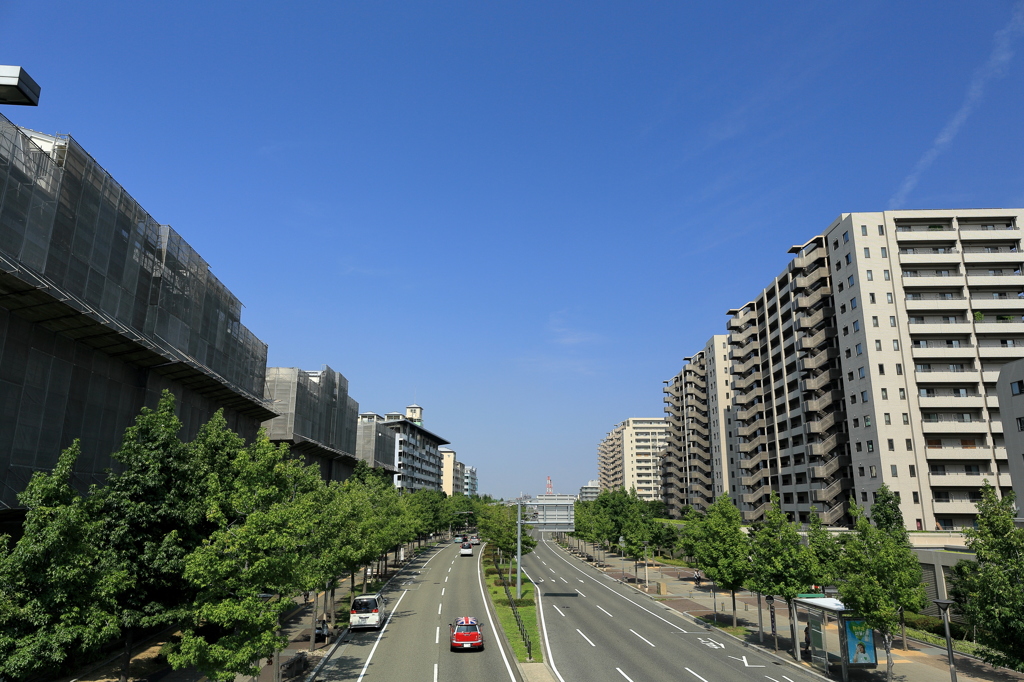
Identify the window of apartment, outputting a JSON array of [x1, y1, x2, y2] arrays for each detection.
[[843, 326, 849, 336], [858, 367, 866, 379], [840, 304, 847, 314], [872, 316, 879, 327], [881, 388, 889, 399], [858, 466, 865, 477], [1017, 416, 1024, 432], [855, 441, 862, 451], [887, 439, 895, 451], [861, 226, 868, 236], [909, 464, 916, 477], [848, 275, 855, 287], [845, 348, 852, 358], [869, 464, 877, 476], [896, 363, 903, 375], [835, 261, 842, 271], [843, 231, 850, 243], [875, 340, 882, 351], [906, 438, 913, 450], [853, 320, 861, 332], [1012, 380, 1024, 395], [833, 239, 839, 250], [850, 394, 857, 404], [851, 297, 858, 309], [893, 340, 900, 350], [846, 253, 853, 265], [880, 247, 888, 258], [865, 415, 872, 427], [899, 388, 907, 399], [890, 316, 897, 327], [887, 292, 894, 303], [935, 490, 951, 502], [864, 247, 871, 258], [878, 363, 885, 375], [861, 391, 869, 402], [862, 491, 869, 502], [884, 269, 891, 281], [866, 270, 873, 281], [848, 371, 855, 381], [912, 491, 920, 504], [884, 413, 891, 425], [856, 343, 863, 355], [902, 413, 909, 424], [879, 225, 885, 235], [869, 293, 877, 304], [853, 417, 860, 427]]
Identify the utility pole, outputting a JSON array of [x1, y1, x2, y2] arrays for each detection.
[[516, 500, 523, 599]]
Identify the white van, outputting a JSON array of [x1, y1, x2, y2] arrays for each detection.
[[460, 542, 473, 557], [350, 593, 387, 630]]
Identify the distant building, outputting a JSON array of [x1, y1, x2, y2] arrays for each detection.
[[0, 116, 274, 513], [463, 465, 479, 497], [441, 447, 465, 496], [382, 405, 449, 492], [597, 418, 669, 501], [262, 366, 359, 481], [578, 480, 599, 502], [355, 412, 398, 473], [995, 359, 1024, 509]]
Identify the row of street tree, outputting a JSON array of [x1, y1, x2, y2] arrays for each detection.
[[573, 486, 1024, 680], [0, 392, 490, 682]]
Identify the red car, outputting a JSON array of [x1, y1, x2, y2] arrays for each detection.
[[449, 616, 484, 651]]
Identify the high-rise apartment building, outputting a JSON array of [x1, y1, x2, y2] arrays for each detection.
[[441, 447, 465, 496], [670, 210, 1022, 531], [382, 405, 449, 492], [355, 412, 399, 473], [578, 480, 600, 502], [663, 335, 733, 516], [596, 418, 668, 501], [463, 465, 479, 497]]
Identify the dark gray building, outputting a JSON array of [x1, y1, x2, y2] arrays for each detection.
[[0, 115, 274, 513], [263, 366, 360, 482], [356, 412, 398, 473]]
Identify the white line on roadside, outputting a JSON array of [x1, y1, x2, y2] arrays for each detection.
[[596, 605, 613, 617], [433, 662, 438, 682], [630, 629, 655, 647], [438, 603, 442, 615], [575, 588, 586, 597], [576, 628, 596, 647], [355, 589, 409, 682], [616, 668, 635, 682], [685, 668, 710, 682], [537, 588, 566, 682], [435, 626, 439, 644], [552, 603, 565, 617]]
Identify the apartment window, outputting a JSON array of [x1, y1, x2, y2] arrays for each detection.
[[875, 340, 882, 350], [902, 413, 909, 425], [872, 316, 879, 327], [906, 438, 913, 450], [836, 261, 842, 271], [890, 464, 898, 477], [895, 363, 903, 375], [878, 225, 885, 235], [843, 326, 849, 336], [851, 394, 857, 404], [856, 343, 863, 355], [880, 247, 888, 258], [843, 231, 849, 243], [861, 390, 869, 402], [846, 253, 852, 265], [865, 415, 872, 427], [1017, 416, 1024, 432], [1012, 380, 1024, 395], [878, 363, 885, 375], [935, 491, 951, 502], [912, 491, 920, 504], [884, 269, 891, 281], [858, 367, 866, 379], [861, 491, 868, 502], [845, 348, 852, 358], [853, 320, 861, 332], [866, 270, 873, 281], [881, 388, 889, 399], [848, 371, 855, 381], [858, 466, 865, 477], [864, 247, 871, 258], [851, 297, 858, 309], [869, 464, 877, 476], [841, 304, 847, 314], [869, 293, 876, 304], [833, 239, 839, 250], [887, 439, 895, 451], [909, 465, 916, 477], [861, 226, 868, 236], [884, 413, 891, 425], [855, 441, 862, 451], [899, 388, 906, 399], [853, 417, 860, 427], [890, 316, 897, 327], [893, 340, 900, 350], [887, 292, 893, 303], [848, 275, 855, 287]]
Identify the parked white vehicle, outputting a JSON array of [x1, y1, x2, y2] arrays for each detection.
[[349, 593, 387, 630]]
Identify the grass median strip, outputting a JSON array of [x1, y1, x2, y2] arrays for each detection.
[[483, 559, 543, 663]]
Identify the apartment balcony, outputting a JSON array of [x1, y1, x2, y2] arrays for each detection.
[[804, 389, 843, 413], [812, 477, 852, 503], [741, 472, 769, 487], [799, 346, 839, 372], [807, 431, 847, 457], [915, 368, 981, 383], [733, 371, 762, 393], [737, 418, 765, 438], [794, 287, 828, 310], [801, 368, 841, 392], [966, 273, 1024, 287], [742, 484, 773, 504], [795, 306, 835, 332], [806, 410, 838, 434], [908, 321, 971, 334], [978, 345, 1024, 360], [742, 501, 773, 522], [688, 469, 712, 486], [974, 321, 1024, 334], [810, 453, 847, 479], [895, 226, 956, 239], [903, 297, 967, 312], [739, 444, 770, 465], [789, 249, 826, 271], [796, 327, 836, 352], [917, 394, 985, 409], [819, 503, 846, 525], [687, 420, 709, 436], [996, 447, 1008, 460], [920, 419, 989, 435], [970, 297, 1024, 311], [686, 434, 710, 450], [931, 500, 982, 515], [925, 447, 998, 461], [910, 344, 975, 360], [958, 225, 1021, 236], [927, 472, 1010, 487], [733, 354, 761, 375], [962, 250, 1023, 264], [982, 370, 1001, 383], [794, 268, 828, 289], [729, 307, 757, 330], [899, 252, 962, 265], [735, 402, 763, 421]]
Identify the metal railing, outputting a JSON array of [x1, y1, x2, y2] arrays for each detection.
[[501, 580, 533, 659]]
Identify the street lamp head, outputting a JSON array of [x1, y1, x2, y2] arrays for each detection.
[[0, 66, 40, 106], [933, 599, 954, 612]]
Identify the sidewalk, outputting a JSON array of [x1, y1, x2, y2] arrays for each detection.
[[560, 540, 1024, 682]]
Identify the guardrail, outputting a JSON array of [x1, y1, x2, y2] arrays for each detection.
[[493, 555, 533, 659]]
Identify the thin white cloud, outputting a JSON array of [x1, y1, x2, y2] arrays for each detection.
[[548, 312, 602, 346], [889, 1, 1024, 209]]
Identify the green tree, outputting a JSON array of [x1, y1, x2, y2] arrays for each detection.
[[837, 501, 926, 682], [947, 484, 1024, 671], [806, 509, 840, 590], [745, 493, 812, 655], [692, 496, 749, 626], [869, 484, 907, 539]]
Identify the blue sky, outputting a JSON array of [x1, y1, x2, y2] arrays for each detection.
[[4, 2, 1024, 499]]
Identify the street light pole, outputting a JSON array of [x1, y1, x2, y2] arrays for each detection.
[[933, 600, 958, 682], [643, 541, 649, 589]]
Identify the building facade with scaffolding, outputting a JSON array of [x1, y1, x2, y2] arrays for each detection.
[[0, 114, 274, 513]]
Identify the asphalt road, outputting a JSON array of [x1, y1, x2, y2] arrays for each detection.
[[523, 532, 822, 682], [321, 540, 521, 682]]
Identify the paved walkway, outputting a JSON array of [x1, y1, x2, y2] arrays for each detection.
[[561, 540, 1024, 682]]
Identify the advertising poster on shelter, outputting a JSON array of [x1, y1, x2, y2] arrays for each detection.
[[845, 620, 877, 665]]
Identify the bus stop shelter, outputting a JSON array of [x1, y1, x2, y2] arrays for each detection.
[[793, 596, 878, 681]]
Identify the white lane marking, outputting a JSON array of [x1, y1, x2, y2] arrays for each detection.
[[576, 628, 596, 646], [685, 669, 710, 682], [578, 579, 585, 583], [475, 543, 517, 681], [448, 567, 452, 572], [355, 589, 408, 682], [596, 604, 614, 617], [551, 603, 566, 617], [728, 655, 765, 668], [542, 561, 547, 565], [541, 536, 689, 632], [616, 669, 635, 682], [630, 628, 655, 647], [560, 577, 569, 583], [575, 588, 586, 597], [435, 626, 439, 644], [441, 588, 445, 596], [445, 576, 448, 582], [537, 588, 566, 682], [438, 603, 442, 615], [433, 663, 438, 682], [522, 567, 537, 584], [549, 568, 556, 574]]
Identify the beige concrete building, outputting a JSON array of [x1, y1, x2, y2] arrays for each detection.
[[441, 447, 465, 496], [663, 335, 734, 516], [715, 210, 1022, 531], [597, 418, 669, 501]]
